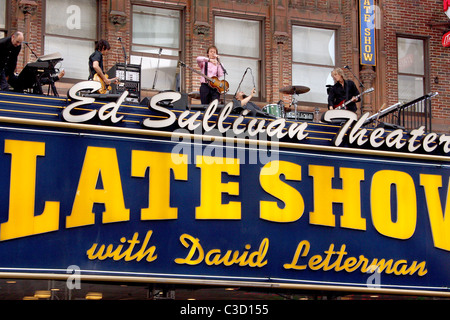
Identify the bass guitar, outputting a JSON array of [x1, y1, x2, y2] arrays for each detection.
[[334, 87, 374, 110], [179, 60, 229, 94], [93, 74, 119, 94]]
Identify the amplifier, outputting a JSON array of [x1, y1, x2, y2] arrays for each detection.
[[107, 63, 141, 103], [285, 111, 314, 121]]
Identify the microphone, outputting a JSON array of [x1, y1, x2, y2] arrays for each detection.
[[117, 37, 122, 42], [22, 41, 29, 44], [343, 65, 349, 69]]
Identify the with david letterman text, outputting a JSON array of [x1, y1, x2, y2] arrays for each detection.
[[85, 231, 428, 277]]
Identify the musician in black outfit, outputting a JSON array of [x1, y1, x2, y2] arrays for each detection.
[[0, 31, 24, 91], [327, 67, 360, 112], [88, 39, 118, 85]]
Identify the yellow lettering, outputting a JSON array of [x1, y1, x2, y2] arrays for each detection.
[[247, 238, 269, 267], [420, 174, 450, 251], [392, 259, 408, 275], [86, 231, 157, 262], [1, 140, 59, 241], [309, 165, 366, 230], [341, 257, 358, 272], [131, 150, 188, 220], [179, 236, 268, 267], [259, 161, 304, 223], [363, 53, 374, 61], [404, 261, 428, 276], [284, 240, 427, 275], [371, 170, 417, 240], [205, 249, 226, 265], [175, 234, 204, 265], [308, 254, 323, 270], [195, 156, 241, 219], [66, 146, 129, 228], [283, 240, 310, 270]]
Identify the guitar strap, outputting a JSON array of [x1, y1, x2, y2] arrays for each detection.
[[204, 61, 219, 79]]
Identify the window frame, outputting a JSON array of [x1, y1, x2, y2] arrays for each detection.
[[42, 0, 100, 82], [213, 12, 265, 102], [0, 0, 8, 38], [291, 23, 339, 107], [130, 2, 185, 92], [396, 34, 429, 105]]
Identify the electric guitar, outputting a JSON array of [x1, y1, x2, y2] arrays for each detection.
[[179, 60, 229, 94], [93, 74, 119, 94], [334, 87, 374, 110]]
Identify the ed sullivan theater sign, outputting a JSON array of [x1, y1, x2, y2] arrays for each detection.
[[0, 82, 449, 296]]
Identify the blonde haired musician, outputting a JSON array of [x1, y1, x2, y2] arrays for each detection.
[[327, 67, 360, 112]]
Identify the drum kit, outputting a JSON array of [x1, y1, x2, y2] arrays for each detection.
[[188, 84, 311, 121], [264, 85, 311, 120]]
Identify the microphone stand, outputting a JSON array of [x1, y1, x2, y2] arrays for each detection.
[[235, 68, 249, 96], [118, 37, 127, 93], [218, 57, 227, 105], [24, 42, 39, 60], [344, 65, 365, 115], [152, 48, 162, 90]]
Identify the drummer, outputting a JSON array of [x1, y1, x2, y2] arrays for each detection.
[[233, 88, 261, 116]]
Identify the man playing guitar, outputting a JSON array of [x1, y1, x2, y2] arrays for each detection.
[[88, 39, 118, 93], [196, 45, 225, 104], [327, 67, 360, 112]]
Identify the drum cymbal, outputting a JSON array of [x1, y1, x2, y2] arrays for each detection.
[[279, 85, 310, 95], [188, 91, 201, 99]]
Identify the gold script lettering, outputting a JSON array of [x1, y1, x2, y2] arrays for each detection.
[[86, 230, 157, 262], [175, 233, 268, 268]]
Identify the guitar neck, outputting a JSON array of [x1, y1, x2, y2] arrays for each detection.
[[181, 62, 214, 82], [343, 89, 371, 107]]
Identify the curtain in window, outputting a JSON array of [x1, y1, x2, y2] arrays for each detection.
[[131, 6, 180, 90], [44, 0, 97, 80], [215, 16, 260, 97], [0, 0, 6, 29], [398, 38, 424, 102], [292, 26, 335, 104]]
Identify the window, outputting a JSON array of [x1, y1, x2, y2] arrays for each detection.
[[0, 0, 6, 38], [215, 16, 261, 98], [131, 5, 181, 91], [397, 37, 425, 102], [44, 0, 98, 80], [292, 26, 336, 104]]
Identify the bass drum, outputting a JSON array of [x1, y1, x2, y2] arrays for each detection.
[[262, 104, 282, 118]]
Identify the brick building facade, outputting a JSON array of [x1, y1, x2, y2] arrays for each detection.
[[2, 0, 449, 133]]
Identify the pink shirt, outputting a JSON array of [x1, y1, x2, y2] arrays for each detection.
[[196, 56, 224, 83]]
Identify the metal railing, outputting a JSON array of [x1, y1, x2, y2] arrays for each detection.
[[366, 92, 437, 132]]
